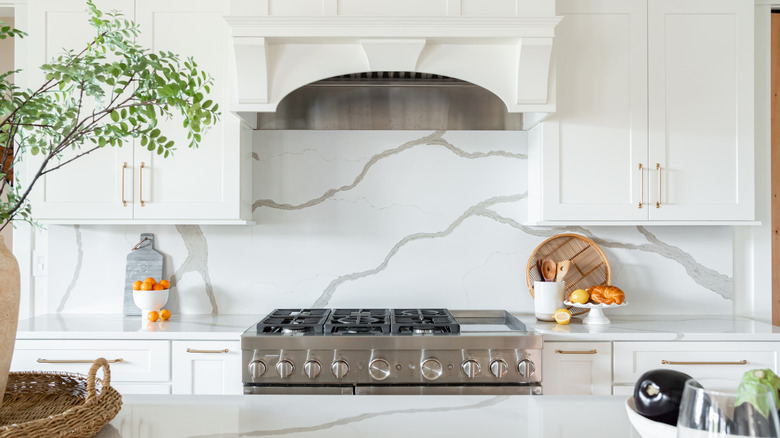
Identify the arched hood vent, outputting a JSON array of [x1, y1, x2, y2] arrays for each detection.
[[225, 4, 562, 130], [256, 71, 524, 130]]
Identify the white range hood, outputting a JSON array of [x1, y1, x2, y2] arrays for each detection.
[[225, 1, 562, 129]]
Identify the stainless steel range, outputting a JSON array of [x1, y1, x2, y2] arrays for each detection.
[[241, 308, 542, 395]]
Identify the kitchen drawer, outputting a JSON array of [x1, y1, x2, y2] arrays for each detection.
[[613, 341, 780, 385], [11, 340, 170, 382]]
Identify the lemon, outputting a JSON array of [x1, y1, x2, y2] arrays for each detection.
[[568, 288, 589, 304], [554, 308, 572, 325]]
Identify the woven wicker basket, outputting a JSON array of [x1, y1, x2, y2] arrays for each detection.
[[0, 358, 122, 437]]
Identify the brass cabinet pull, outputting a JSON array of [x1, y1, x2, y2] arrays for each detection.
[[661, 360, 748, 366], [186, 348, 229, 354], [139, 162, 145, 207], [554, 349, 597, 355], [121, 162, 128, 207], [638, 163, 645, 209], [37, 358, 124, 364], [656, 163, 661, 208]]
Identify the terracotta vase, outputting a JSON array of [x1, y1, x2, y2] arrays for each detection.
[[0, 235, 20, 410]]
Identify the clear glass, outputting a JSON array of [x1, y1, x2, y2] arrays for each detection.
[[677, 378, 780, 437]]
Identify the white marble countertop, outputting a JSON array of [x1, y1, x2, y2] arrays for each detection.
[[95, 394, 640, 438], [15, 314, 259, 340], [516, 314, 780, 341], [16, 313, 780, 342]]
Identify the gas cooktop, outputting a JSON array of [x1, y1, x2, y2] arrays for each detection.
[[255, 308, 462, 336], [241, 308, 541, 395]]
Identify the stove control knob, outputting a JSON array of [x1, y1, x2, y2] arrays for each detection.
[[304, 360, 322, 379], [421, 358, 443, 381], [489, 359, 509, 378], [276, 359, 295, 379], [331, 360, 350, 379], [249, 360, 266, 379], [461, 359, 481, 378], [369, 359, 391, 381], [517, 359, 535, 378]]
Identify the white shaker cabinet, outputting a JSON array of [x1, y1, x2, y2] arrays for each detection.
[[171, 340, 242, 395], [21, 0, 135, 221], [542, 341, 612, 395], [529, 0, 753, 223], [24, 0, 252, 224]]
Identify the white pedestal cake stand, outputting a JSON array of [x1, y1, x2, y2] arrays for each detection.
[[564, 301, 627, 325]]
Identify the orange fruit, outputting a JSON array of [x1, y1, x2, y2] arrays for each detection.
[[132, 280, 143, 290], [159, 309, 171, 321], [153, 283, 165, 291], [159, 280, 170, 289], [140, 282, 153, 291], [147, 311, 159, 322], [144, 277, 157, 285]]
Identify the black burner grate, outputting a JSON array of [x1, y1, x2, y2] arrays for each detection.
[[256, 309, 331, 334], [324, 308, 391, 335], [391, 308, 460, 335]]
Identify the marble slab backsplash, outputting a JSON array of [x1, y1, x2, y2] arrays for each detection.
[[43, 130, 733, 316]]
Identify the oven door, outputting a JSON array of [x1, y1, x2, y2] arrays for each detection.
[[354, 384, 542, 395]]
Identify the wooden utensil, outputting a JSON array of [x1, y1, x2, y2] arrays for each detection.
[[555, 260, 571, 282], [536, 259, 544, 279], [541, 259, 557, 282]]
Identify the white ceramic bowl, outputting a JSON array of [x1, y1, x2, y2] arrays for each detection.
[[625, 396, 677, 438], [132, 289, 169, 315]]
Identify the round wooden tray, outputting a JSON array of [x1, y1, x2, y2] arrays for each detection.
[[526, 233, 611, 316]]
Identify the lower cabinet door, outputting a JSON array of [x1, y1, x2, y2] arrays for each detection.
[[172, 340, 242, 394], [542, 342, 612, 395]]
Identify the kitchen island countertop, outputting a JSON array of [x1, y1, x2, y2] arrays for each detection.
[[96, 393, 640, 437], [16, 313, 780, 341]]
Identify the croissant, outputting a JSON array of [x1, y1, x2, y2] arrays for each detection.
[[586, 285, 625, 305]]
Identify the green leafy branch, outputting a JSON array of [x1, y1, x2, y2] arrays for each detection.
[[0, 0, 220, 231]]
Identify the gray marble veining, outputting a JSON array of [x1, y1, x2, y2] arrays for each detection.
[[56, 225, 82, 312], [312, 194, 526, 307], [253, 130, 526, 212], [479, 208, 732, 299], [170, 225, 218, 315], [185, 396, 508, 438]]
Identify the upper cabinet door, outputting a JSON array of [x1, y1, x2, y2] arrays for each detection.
[[647, 0, 754, 221], [133, 0, 245, 221], [25, 0, 135, 220], [539, 0, 648, 221]]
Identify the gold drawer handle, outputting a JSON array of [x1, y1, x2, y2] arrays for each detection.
[[661, 360, 748, 366], [37, 358, 124, 364], [121, 162, 128, 207], [638, 163, 645, 209], [656, 163, 661, 208], [554, 349, 597, 355], [186, 348, 229, 354], [139, 162, 145, 207]]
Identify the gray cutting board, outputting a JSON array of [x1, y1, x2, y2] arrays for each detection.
[[123, 233, 164, 316]]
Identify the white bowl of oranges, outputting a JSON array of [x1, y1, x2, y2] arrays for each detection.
[[132, 277, 172, 322]]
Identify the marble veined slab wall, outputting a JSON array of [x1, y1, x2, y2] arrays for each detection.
[[44, 130, 733, 316]]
